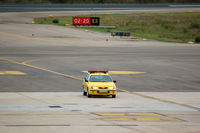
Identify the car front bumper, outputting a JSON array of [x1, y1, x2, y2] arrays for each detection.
[[88, 89, 116, 95]]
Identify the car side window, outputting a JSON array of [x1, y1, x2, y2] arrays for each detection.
[[85, 74, 90, 82]]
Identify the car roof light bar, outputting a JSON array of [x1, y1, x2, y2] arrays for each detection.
[[88, 70, 108, 74]]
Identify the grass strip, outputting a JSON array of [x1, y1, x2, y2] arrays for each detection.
[[34, 12, 200, 43]]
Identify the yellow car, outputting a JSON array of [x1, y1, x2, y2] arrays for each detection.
[[83, 71, 117, 98]]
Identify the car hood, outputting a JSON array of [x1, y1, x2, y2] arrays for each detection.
[[89, 82, 115, 87]]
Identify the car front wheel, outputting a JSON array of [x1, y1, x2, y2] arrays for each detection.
[[87, 89, 92, 98], [88, 93, 92, 98], [83, 91, 87, 96]]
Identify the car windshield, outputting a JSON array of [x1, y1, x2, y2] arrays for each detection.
[[89, 75, 112, 82]]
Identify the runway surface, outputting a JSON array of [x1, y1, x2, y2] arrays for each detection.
[[1, 4, 200, 12]]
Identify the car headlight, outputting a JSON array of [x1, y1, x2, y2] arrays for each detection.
[[108, 87, 115, 89], [91, 86, 99, 89]]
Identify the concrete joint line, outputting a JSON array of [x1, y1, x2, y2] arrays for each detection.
[[16, 93, 49, 104], [117, 88, 200, 111]]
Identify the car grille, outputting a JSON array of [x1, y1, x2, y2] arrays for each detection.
[[99, 87, 108, 89]]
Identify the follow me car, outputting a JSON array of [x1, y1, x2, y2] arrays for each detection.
[[83, 71, 117, 98]]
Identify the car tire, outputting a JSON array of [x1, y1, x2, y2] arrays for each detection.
[[112, 95, 116, 98], [83, 91, 87, 96], [88, 93, 92, 98], [87, 88, 91, 98]]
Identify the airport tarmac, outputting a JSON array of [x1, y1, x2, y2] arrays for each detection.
[[0, 8, 200, 133], [0, 92, 200, 133]]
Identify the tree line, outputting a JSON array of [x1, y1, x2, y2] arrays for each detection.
[[1, 0, 200, 4]]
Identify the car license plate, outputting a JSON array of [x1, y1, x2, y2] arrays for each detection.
[[99, 90, 108, 93]]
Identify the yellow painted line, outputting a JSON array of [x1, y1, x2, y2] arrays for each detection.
[[127, 113, 161, 116], [0, 58, 81, 80], [100, 118, 135, 121], [21, 63, 82, 80], [21, 59, 42, 64], [136, 118, 161, 121], [0, 58, 22, 65], [109, 71, 146, 74], [4, 71, 26, 75], [95, 112, 161, 116], [21, 57, 62, 64], [98, 117, 182, 122], [95, 113, 126, 116], [1, 57, 200, 111], [0, 31, 47, 41], [0, 71, 26, 75], [82, 71, 146, 75], [162, 118, 182, 122], [118, 88, 200, 111]]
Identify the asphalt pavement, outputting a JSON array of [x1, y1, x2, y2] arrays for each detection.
[[0, 22, 200, 92], [0, 8, 200, 133], [1, 4, 200, 12]]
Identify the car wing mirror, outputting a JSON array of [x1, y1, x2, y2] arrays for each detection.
[[113, 80, 117, 83]]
